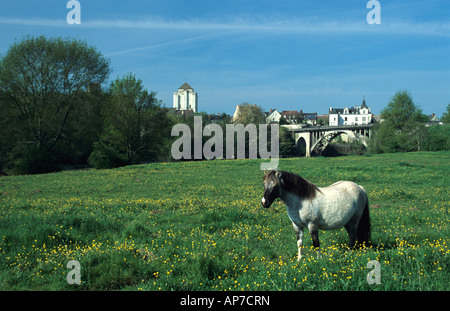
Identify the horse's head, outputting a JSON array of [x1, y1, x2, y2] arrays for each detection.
[[261, 170, 283, 208]]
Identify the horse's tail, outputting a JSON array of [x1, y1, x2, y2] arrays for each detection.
[[357, 192, 371, 246]]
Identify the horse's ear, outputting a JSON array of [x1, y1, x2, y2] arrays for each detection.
[[264, 170, 270, 176], [276, 170, 284, 184]]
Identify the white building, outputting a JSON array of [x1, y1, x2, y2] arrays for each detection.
[[329, 98, 372, 126], [173, 82, 198, 112], [266, 109, 282, 123]]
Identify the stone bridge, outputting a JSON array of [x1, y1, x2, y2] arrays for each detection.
[[282, 124, 373, 157]]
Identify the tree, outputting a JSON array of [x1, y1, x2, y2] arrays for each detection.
[[89, 73, 170, 168], [279, 126, 302, 157], [423, 125, 450, 151], [57, 87, 109, 164], [233, 103, 266, 126], [229, 103, 267, 159], [374, 91, 428, 153], [441, 104, 450, 123], [0, 36, 111, 173]]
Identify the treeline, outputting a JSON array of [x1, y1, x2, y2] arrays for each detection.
[[0, 36, 448, 175], [0, 36, 178, 175], [367, 91, 449, 154]]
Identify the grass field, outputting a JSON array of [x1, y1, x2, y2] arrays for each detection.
[[0, 151, 448, 290]]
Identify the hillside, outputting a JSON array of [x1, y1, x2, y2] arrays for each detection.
[[0, 151, 448, 290]]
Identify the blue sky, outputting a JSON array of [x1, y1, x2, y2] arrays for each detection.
[[0, 0, 449, 116]]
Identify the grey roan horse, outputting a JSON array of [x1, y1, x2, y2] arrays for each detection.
[[262, 170, 371, 260]]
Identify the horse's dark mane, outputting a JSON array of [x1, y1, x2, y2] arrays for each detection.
[[281, 171, 321, 200], [265, 170, 320, 200]]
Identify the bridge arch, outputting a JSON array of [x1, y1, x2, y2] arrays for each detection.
[[296, 136, 307, 156], [311, 130, 367, 156], [288, 125, 372, 157]]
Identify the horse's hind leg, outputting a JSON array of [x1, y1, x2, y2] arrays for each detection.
[[308, 223, 320, 258], [344, 221, 357, 248]]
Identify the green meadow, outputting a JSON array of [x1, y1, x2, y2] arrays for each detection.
[[0, 151, 448, 290]]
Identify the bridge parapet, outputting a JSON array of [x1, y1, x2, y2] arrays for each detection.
[[282, 124, 373, 133]]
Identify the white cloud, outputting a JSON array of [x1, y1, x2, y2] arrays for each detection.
[[0, 17, 66, 27], [83, 17, 450, 37], [1, 15, 449, 37]]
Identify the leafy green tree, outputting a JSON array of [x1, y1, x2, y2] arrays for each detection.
[[279, 126, 302, 157], [0, 36, 111, 173], [58, 87, 109, 165], [233, 103, 266, 126], [89, 73, 171, 168], [227, 103, 266, 159], [375, 91, 428, 153], [441, 104, 450, 123], [423, 125, 450, 151]]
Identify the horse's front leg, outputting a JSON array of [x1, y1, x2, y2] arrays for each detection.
[[308, 223, 320, 259], [295, 225, 304, 261]]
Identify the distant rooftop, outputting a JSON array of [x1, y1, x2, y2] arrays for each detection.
[[361, 96, 368, 109], [178, 82, 193, 91]]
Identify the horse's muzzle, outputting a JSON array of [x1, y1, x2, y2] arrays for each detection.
[[261, 197, 271, 208]]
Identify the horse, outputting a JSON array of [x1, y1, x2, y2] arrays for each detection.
[[261, 170, 371, 260]]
